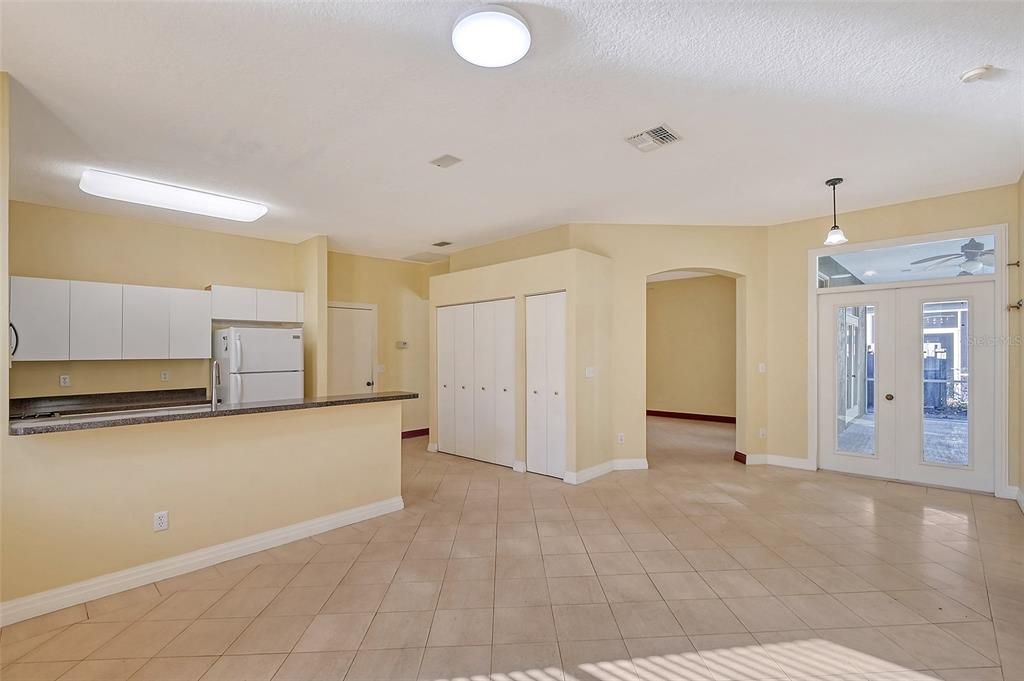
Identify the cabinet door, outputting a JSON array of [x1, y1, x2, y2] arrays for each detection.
[[70, 281, 123, 360], [493, 298, 516, 468], [473, 301, 496, 463], [211, 285, 257, 320], [454, 304, 475, 458], [257, 289, 298, 322], [122, 285, 170, 359], [9, 276, 70, 361], [169, 289, 212, 358], [436, 306, 456, 454], [545, 292, 568, 479], [295, 292, 305, 323], [525, 294, 548, 475]]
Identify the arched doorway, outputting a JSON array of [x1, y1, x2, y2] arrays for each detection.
[[642, 268, 745, 463]]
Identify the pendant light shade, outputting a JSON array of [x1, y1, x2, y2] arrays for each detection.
[[823, 177, 847, 246]]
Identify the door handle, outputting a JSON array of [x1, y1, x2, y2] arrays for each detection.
[[481, 386, 486, 391], [366, 381, 374, 387], [9, 323, 18, 356], [885, 393, 894, 401]]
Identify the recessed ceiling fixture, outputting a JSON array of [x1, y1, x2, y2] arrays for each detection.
[[959, 65, 993, 83], [79, 169, 268, 222], [823, 177, 848, 246], [452, 5, 531, 68], [429, 155, 462, 168]]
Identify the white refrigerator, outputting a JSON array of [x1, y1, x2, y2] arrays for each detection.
[[213, 327, 304, 404]]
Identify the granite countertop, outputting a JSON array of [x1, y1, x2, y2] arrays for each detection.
[[9, 391, 419, 436]]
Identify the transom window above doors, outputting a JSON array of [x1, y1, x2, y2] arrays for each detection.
[[817, 234, 996, 288]]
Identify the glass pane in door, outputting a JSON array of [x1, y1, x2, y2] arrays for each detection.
[[835, 305, 876, 455], [921, 301, 969, 466]]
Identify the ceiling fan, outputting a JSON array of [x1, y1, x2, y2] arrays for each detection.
[[909, 238, 994, 276]]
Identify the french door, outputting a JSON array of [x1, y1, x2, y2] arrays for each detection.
[[818, 280, 995, 492]]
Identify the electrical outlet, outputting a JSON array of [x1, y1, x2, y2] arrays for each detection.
[[59, 375, 71, 387], [153, 511, 169, 532], [160, 371, 170, 382], [758, 363, 766, 374], [617, 432, 625, 445], [759, 427, 767, 439], [585, 367, 596, 379]]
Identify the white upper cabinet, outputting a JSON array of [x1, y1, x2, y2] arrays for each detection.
[[210, 285, 300, 322], [70, 281, 122, 360], [295, 292, 304, 323], [9, 276, 70, 361], [122, 285, 170, 359], [211, 285, 258, 321], [257, 289, 300, 322], [169, 289, 212, 358]]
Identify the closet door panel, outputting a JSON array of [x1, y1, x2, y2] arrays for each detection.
[[494, 298, 516, 468], [473, 301, 496, 463], [454, 304, 476, 458], [437, 306, 456, 454], [525, 294, 549, 475], [545, 292, 568, 479]]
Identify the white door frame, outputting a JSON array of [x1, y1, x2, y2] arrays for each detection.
[[806, 224, 1013, 498], [328, 301, 378, 392]]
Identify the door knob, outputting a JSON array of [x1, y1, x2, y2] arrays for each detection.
[[366, 381, 374, 387], [554, 391, 559, 396], [533, 390, 538, 394], [481, 386, 486, 391], [885, 393, 894, 401]]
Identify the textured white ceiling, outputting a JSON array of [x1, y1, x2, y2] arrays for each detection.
[[2, 1, 1022, 259]]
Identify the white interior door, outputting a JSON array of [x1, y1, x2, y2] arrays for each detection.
[[818, 290, 896, 480], [473, 301, 496, 463], [545, 292, 567, 479], [896, 281, 995, 492], [454, 304, 475, 458], [436, 306, 456, 454], [819, 281, 997, 492], [328, 306, 376, 394], [526, 294, 549, 475], [494, 298, 516, 468]]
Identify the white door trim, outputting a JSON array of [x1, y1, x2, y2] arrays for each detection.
[[807, 224, 1011, 498]]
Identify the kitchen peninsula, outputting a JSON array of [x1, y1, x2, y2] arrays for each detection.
[[1, 390, 417, 623]]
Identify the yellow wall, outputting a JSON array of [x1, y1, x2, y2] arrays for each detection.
[[647, 275, 736, 417], [429, 249, 613, 472], [1, 402, 403, 601], [327, 252, 442, 430], [7, 201, 302, 398], [448, 183, 1021, 488]]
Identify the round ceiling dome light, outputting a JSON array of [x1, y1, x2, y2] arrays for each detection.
[[452, 5, 531, 68]]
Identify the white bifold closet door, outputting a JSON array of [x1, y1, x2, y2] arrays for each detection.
[[436, 299, 516, 468], [493, 298, 516, 467], [473, 301, 496, 463], [436, 306, 456, 455], [526, 291, 567, 478], [454, 304, 476, 458]]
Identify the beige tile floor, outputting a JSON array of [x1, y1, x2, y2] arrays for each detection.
[[2, 416, 1023, 681]]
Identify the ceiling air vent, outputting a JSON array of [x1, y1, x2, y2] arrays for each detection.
[[429, 154, 462, 168], [432, 241, 453, 247], [403, 252, 449, 263], [625, 125, 680, 152]]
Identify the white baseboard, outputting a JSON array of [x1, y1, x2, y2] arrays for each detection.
[[743, 454, 817, 471], [563, 458, 649, 485], [0, 496, 404, 627], [426, 442, 438, 453], [512, 461, 526, 473], [1017, 488, 1024, 515]]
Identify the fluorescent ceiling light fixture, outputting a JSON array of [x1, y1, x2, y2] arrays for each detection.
[[79, 169, 268, 222], [452, 5, 531, 68]]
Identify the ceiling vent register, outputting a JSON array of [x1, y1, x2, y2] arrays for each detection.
[[625, 125, 680, 152]]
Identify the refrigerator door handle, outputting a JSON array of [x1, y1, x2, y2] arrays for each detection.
[[234, 336, 243, 373], [232, 373, 242, 403]]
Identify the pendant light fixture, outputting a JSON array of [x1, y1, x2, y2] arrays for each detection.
[[823, 177, 848, 246]]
